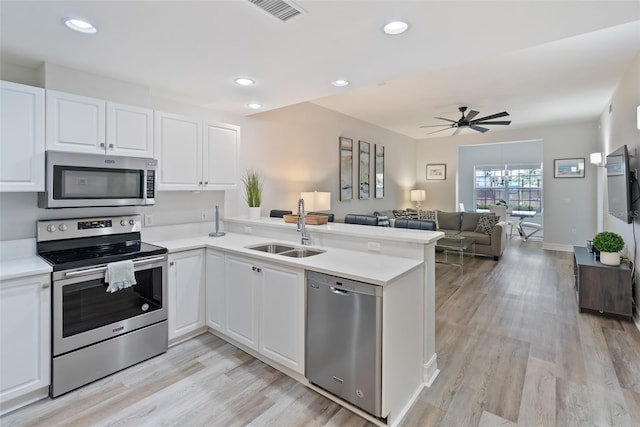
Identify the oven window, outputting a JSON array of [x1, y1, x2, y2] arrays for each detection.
[[53, 165, 143, 199], [62, 267, 162, 338]]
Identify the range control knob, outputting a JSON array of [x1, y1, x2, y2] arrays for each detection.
[[59, 224, 68, 232], [47, 224, 57, 232], [120, 220, 127, 226], [129, 219, 135, 225]]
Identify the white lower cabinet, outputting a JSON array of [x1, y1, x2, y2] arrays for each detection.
[[222, 255, 305, 374], [0, 274, 50, 413], [168, 249, 205, 342], [205, 249, 225, 333], [258, 263, 304, 373]]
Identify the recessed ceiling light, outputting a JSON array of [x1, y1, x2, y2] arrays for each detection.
[[383, 21, 408, 35], [235, 77, 255, 86], [332, 80, 350, 87], [64, 18, 97, 34], [246, 103, 263, 109]]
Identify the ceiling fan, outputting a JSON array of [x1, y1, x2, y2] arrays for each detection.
[[420, 106, 511, 136]]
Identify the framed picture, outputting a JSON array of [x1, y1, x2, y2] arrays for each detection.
[[375, 144, 384, 198], [339, 137, 353, 200], [359, 140, 371, 199], [426, 164, 446, 180], [554, 158, 585, 178]]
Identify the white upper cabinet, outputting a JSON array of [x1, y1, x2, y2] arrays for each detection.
[[155, 111, 239, 191], [106, 102, 154, 157], [46, 90, 105, 153], [0, 81, 45, 192], [46, 90, 153, 157], [155, 111, 202, 191], [203, 122, 239, 190]]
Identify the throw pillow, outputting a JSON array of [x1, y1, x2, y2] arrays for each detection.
[[461, 212, 484, 231], [436, 210, 462, 230], [422, 210, 439, 229], [475, 214, 500, 234], [377, 215, 390, 227]]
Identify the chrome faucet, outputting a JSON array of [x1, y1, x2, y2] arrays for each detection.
[[297, 198, 310, 245]]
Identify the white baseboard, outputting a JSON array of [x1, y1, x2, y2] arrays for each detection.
[[542, 242, 574, 252], [424, 353, 440, 387]]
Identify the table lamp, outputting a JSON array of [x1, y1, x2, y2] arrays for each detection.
[[410, 190, 426, 210], [300, 191, 331, 212]]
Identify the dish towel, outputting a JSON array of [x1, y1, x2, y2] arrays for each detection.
[[105, 260, 137, 293]]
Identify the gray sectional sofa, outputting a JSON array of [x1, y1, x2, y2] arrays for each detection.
[[435, 210, 507, 260]]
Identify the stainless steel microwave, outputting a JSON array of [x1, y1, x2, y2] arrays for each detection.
[[38, 151, 157, 208]]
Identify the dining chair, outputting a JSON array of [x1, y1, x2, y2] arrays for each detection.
[[489, 205, 515, 238], [458, 203, 465, 212]]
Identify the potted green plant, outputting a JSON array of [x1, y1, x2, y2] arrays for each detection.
[[593, 231, 625, 266], [242, 169, 263, 220]]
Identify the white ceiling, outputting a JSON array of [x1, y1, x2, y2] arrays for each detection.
[[1, 1, 639, 139]]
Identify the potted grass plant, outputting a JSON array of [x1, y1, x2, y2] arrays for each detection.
[[242, 169, 263, 220], [593, 231, 625, 266]]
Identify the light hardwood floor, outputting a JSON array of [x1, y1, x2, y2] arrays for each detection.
[[3, 239, 640, 426]]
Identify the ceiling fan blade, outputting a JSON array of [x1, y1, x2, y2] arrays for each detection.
[[426, 127, 453, 135], [473, 120, 512, 125], [473, 111, 509, 121], [419, 124, 452, 128], [465, 110, 479, 121], [452, 127, 462, 136], [434, 116, 458, 123], [470, 125, 490, 133]]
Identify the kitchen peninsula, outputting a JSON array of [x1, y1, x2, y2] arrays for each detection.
[[146, 216, 442, 427]]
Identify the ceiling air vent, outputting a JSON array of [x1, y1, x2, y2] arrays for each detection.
[[248, 0, 303, 22]]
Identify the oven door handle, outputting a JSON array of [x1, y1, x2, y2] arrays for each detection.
[[64, 256, 167, 279]]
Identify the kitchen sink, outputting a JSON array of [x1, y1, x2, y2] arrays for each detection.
[[246, 243, 296, 254], [279, 248, 325, 258], [245, 243, 325, 258]]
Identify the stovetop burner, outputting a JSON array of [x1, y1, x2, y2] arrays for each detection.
[[36, 215, 167, 271]]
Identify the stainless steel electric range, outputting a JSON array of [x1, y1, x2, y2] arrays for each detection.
[[36, 215, 168, 397]]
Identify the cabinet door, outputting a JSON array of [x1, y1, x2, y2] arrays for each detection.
[[259, 263, 304, 373], [154, 111, 202, 191], [0, 81, 45, 192], [168, 250, 205, 341], [205, 249, 225, 332], [106, 102, 154, 157], [224, 256, 258, 350], [46, 90, 106, 153], [203, 122, 239, 190], [0, 274, 50, 406]]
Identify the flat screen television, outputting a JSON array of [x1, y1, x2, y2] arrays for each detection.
[[606, 144, 637, 223]]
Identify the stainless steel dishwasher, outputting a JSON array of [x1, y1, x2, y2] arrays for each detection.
[[305, 271, 383, 418]]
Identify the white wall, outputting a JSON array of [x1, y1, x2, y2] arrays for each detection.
[[415, 121, 599, 249], [596, 53, 640, 310], [0, 63, 417, 240]]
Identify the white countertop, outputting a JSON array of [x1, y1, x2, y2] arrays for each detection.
[[224, 217, 443, 245], [150, 233, 423, 286], [0, 256, 52, 281]]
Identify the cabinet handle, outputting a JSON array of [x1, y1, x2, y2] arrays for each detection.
[[42, 283, 50, 289], [199, 181, 203, 185], [100, 143, 105, 148], [169, 261, 175, 266], [109, 143, 114, 149], [205, 181, 208, 185], [256, 267, 262, 273]]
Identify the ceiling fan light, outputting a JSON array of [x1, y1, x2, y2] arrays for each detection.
[[332, 79, 350, 87], [246, 102, 263, 109], [383, 21, 408, 35]]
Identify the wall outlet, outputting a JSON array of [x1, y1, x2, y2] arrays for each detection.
[[201, 210, 208, 221], [144, 214, 154, 227], [367, 242, 381, 252]]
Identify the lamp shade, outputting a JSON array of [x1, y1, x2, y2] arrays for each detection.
[[410, 190, 426, 202], [590, 152, 604, 166], [300, 191, 331, 211]]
